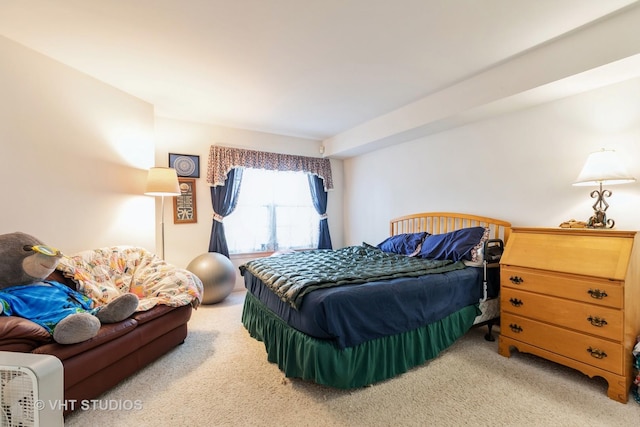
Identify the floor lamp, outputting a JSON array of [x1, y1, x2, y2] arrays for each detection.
[[145, 167, 181, 259]]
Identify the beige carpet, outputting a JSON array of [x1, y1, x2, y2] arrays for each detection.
[[65, 291, 640, 426]]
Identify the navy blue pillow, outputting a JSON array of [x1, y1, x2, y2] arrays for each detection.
[[418, 227, 487, 262], [377, 232, 429, 256]]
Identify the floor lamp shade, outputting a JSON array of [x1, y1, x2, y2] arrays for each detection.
[[145, 167, 181, 196], [145, 167, 181, 259]]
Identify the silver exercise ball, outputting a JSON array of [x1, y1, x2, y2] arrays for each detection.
[[187, 252, 236, 304]]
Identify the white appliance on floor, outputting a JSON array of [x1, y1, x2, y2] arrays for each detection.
[[0, 351, 63, 427]]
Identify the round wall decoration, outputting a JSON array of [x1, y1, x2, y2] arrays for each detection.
[[174, 156, 197, 176], [169, 153, 200, 178]]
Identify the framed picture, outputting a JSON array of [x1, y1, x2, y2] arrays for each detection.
[[169, 153, 200, 178], [173, 178, 197, 224]]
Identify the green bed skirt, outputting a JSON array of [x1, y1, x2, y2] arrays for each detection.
[[241, 292, 480, 389]]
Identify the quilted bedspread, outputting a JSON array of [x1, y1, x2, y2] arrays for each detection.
[[56, 246, 203, 311], [239, 244, 465, 309]]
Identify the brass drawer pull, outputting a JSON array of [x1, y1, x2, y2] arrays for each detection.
[[587, 316, 607, 327], [588, 289, 608, 299], [509, 324, 523, 333], [509, 276, 524, 285], [509, 298, 523, 307], [587, 347, 607, 359]]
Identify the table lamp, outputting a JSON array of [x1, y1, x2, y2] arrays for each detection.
[[573, 148, 635, 228]]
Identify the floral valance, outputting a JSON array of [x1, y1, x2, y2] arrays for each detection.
[[207, 145, 333, 191]]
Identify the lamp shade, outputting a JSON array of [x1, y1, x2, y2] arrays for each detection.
[[144, 167, 181, 196], [573, 149, 636, 187]]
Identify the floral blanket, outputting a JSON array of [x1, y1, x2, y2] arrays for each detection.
[[56, 246, 203, 311]]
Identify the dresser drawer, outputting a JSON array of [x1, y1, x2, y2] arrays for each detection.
[[501, 266, 623, 309], [501, 313, 623, 375], [501, 288, 623, 341]]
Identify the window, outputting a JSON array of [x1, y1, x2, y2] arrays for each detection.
[[225, 168, 319, 254]]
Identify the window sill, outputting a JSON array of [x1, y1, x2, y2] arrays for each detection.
[[229, 248, 314, 259]]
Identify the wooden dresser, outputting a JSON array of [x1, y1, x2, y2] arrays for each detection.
[[498, 227, 640, 403]]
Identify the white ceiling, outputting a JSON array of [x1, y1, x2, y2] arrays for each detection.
[[1, 0, 639, 142]]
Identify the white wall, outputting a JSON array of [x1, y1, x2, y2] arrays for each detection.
[[0, 36, 156, 253], [154, 117, 344, 290], [344, 77, 640, 246]]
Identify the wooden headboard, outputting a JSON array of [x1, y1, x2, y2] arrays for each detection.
[[390, 212, 511, 244]]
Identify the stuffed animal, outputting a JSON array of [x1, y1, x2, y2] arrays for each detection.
[[0, 232, 139, 344]]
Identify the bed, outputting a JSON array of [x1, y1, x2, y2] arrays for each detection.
[[240, 212, 511, 388]]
